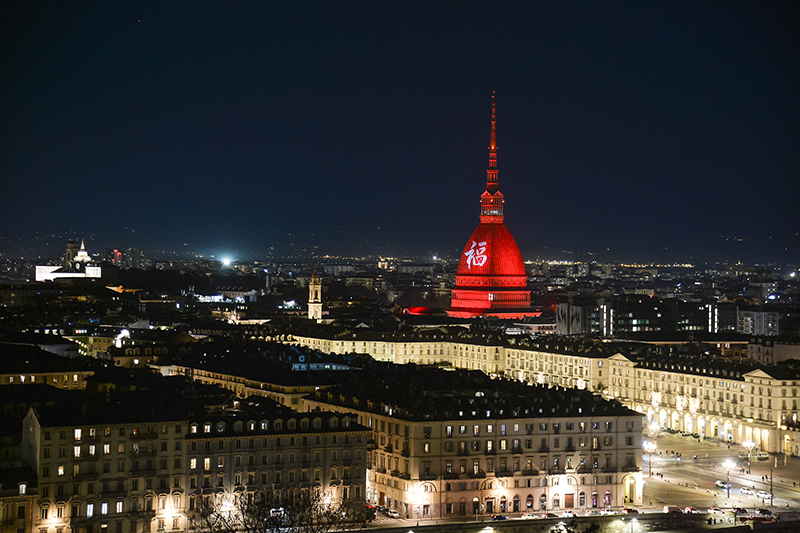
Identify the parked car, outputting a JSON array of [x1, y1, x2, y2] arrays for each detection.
[[561, 511, 576, 517], [757, 452, 770, 461], [663, 506, 683, 514], [755, 509, 774, 518], [491, 515, 508, 521], [585, 509, 602, 516], [622, 508, 639, 514], [739, 487, 755, 496], [707, 507, 722, 514], [731, 507, 749, 516], [715, 480, 732, 489], [520, 513, 539, 519], [386, 509, 400, 518], [601, 508, 618, 515], [684, 507, 700, 514]]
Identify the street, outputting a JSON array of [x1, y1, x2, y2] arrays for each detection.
[[642, 432, 800, 512]]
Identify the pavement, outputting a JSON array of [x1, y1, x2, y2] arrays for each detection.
[[643, 432, 800, 512]]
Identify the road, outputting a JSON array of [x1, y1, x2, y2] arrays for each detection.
[[642, 432, 800, 513]]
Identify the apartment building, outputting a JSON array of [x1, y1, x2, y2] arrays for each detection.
[[184, 398, 369, 525], [286, 331, 800, 455], [21, 401, 190, 533], [302, 367, 642, 520]]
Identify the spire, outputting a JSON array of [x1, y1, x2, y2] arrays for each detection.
[[487, 91, 498, 193], [480, 91, 504, 223]]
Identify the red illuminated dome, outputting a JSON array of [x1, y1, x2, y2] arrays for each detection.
[[448, 93, 537, 319]]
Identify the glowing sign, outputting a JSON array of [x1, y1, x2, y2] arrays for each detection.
[[464, 240, 488, 269]]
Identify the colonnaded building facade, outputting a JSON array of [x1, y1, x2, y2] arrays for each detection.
[[283, 330, 800, 456]]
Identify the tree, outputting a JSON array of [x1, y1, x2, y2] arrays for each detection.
[[193, 487, 365, 533]]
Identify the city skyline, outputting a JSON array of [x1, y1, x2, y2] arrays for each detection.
[[1, 2, 798, 264]]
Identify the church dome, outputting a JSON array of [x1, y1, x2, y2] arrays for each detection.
[[455, 222, 526, 286]]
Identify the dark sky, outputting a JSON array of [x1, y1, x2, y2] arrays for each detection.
[[2, 1, 798, 264]]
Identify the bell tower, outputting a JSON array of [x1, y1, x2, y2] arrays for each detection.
[[308, 270, 323, 320]]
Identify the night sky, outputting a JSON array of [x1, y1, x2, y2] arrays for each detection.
[[2, 1, 798, 264]]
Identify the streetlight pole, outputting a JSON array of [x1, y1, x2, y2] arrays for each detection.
[[723, 460, 735, 499], [644, 441, 657, 477], [743, 440, 755, 474]]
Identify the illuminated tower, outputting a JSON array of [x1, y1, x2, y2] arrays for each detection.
[[308, 270, 323, 320], [65, 240, 80, 269], [447, 93, 537, 318]]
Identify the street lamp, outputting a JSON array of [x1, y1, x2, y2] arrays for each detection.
[[743, 440, 756, 474], [723, 460, 735, 499], [643, 441, 657, 477]]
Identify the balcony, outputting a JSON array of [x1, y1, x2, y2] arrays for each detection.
[[419, 473, 437, 481], [469, 471, 486, 479], [538, 446, 550, 453], [495, 470, 514, 478], [130, 449, 157, 458], [71, 472, 99, 482], [442, 472, 460, 480], [622, 465, 640, 472], [400, 449, 410, 457], [548, 468, 566, 475], [511, 447, 523, 455], [367, 439, 378, 450], [457, 450, 470, 457], [130, 432, 158, 441], [521, 469, 539, 477]]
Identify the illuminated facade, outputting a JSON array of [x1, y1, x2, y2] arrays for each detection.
[[305, 385, 643, 519], [184, 406, 368, 525], [286, 330, 800, 454], [448, 94, 535, 318], [307, 271, 322, 321], [21, 408, 190, 533]]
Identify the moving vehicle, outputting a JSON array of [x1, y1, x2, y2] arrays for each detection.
[[755, 509, 774, 518], [684, 507, 700, 514], [707, 507, 722, 514], [663, 506, 682, 514], [622, 508, 639, 514], [520, 513, 539, 519], [715, 480, 731, 489], [739, 487, 755, 495], [757, 491, 772, 499], [757, 452, 769, 460], [386, 509, 400, 518], [491, 514, 508, 521]]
